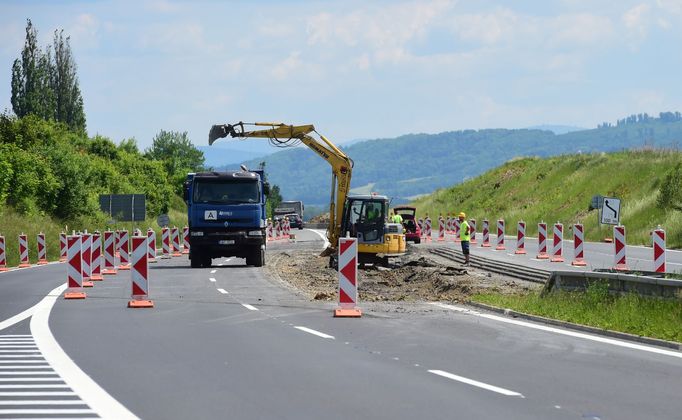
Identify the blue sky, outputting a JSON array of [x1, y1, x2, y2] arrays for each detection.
[[1, 0, 681, 149]]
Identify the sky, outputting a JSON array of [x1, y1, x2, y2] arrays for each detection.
[[1, 0, 682, 150]]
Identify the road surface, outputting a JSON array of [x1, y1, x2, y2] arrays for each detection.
[[0, 229, 680, 419]]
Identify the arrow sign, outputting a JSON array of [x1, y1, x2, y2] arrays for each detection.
[[600, 197, 621, 225]]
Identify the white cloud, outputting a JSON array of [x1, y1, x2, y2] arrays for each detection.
[[68, 14, 100, 50], [271, 51, 302, 80], [450, 9, 518, 45], [138, 22, 221, 54], [622, 3, 651, 41]]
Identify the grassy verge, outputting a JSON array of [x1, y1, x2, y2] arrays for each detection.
[[472, 282, 682, 343], [0, 199, 188, 268]]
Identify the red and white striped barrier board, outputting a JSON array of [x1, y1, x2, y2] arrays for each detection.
[[267, 221, 274, 241], [481, 219, 491, 247], [283, 219, 290, 239], [469, 219, 477, 244], [515, 221, 526, 255], [448, 216, 454, 234], [275, 220, 282, 240], [18, 234, 30, 268], [571, 224, 587, 266], [161, 227, 171, 259], [495, 219, 505, 250], [147, 229, 157, 263], [613, 225, 629, 271], [551, 223, 564, 263], [0, 235, 7, 272], [59, 232, 67, 262], [334, 237, 361, 317], [182, 226, 190, 254], [128, 235, 153, 308], [90, 233, 103, 280], [537, 222, 549, 259], [119, 230, 131, 270], [81, 233, 93, 287], [64, 235, 86, 299], [115, 230, 121, 258], [171, 227, 181, 257], [37, 233, 48, 265], [103, 231, 117, 275], [438, 217, 445, 241], [454, 218, 461, 243], [653, 227, 666, 273], [425, 217, 432, 241]]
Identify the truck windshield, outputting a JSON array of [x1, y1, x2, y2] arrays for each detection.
[[193, 180, 259, 204]]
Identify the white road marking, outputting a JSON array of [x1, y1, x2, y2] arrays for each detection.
[[308, 229, 331, 249], [209, 277, 216, 282], [0, 384, 69, 388], [217, 289, 228, 294], [0, 365, 49, 369], [294, 326, 335, 339], [0, 304, 43, 332], [225, 258, 232, 262], [0, 409, 95, 414], [430, 302, 682, 359], [428, 369, 524, 397], [0, 371, 56, 375], [0, 378, 61, 382], [0, 400, 87, 405], [0, 350, 41, 353], [0, 391, 75, 396], [31, 283, 139, 420], [241, 304, 258, 311], [210, 270, 217, 274], [217, 263, 223, 266]]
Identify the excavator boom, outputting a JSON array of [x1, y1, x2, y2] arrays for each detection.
[[209, 122, 352, 253]]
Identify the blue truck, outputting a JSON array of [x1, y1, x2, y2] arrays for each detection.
[[183, 168, 268, 268]]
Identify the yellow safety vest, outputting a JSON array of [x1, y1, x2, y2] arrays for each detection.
[[460, 220, 470, 241]]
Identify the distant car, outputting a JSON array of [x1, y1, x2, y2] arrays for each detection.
[[394, 206, 421, 244]]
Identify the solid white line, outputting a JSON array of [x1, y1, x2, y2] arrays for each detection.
[[430, 303, 682, 359], [209, 277, 216, 282], [0, 366, 50, 369], [0, 378, 62, 382], [0, 391, 76, 396], [0, 302, 43, 331], [0, 345, 37, 348], [0, 336, 32, 338], [217, 289, 228, 294], [0, 409, 95, 414], [0, 361, 45, 364], [0, 356, 44, 359], [31, 283, 139, 420], [241, 304, 258, 311], [225, 258, 232, 262], [428, 369, 524, 397], [308, 229, 331, 249], [0, 400, 87, 405], [210, 270, 217, 274], [294, 326, 335, 339], [0, 350, 41, 353], [0, 372, 56, 375], [0, 384, 69, 389], [216, 263, 223, 267]]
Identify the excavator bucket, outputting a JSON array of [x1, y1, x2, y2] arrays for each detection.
[[208, 125, 228, 145]]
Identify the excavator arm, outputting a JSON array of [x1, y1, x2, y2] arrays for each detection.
[[208, 122, 353, 254]]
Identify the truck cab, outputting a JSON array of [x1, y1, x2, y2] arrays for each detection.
[[183, 170, 267, 268]]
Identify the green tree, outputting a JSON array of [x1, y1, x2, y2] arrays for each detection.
[[657, 163, 682, 211], [50, 30, 86, 133], [144, 130, 205, 177], [266, 184, 282, 218], [11, 19, 54, 121]]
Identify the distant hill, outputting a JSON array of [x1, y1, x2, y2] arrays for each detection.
[[199, 141, 273, 168], [222, 113, 682, 206], [525, 125, 586, 135], [410, 150, 682, 248]]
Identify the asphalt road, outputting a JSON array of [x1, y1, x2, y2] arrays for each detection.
[[0, 229, 680, 419]]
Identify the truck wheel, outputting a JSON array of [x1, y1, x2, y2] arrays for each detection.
[[201, 255, 212, 268], [415, 238, 421, 244], [247, 247, 265, 267], [190, 248, 201, 268]]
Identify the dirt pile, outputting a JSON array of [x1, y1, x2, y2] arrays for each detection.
[[268, 249, 535, 304]]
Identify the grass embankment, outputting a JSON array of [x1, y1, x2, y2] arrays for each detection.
[[0, 194, 187, 268], [473, 282, 682, 343], [411, 150, 682, 248]]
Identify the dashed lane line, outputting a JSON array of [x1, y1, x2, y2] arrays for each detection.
[[294, 326, 335, 340], [428, 370, 524, 398], [241, 304, 259, 311], [210, 270, 217, 274], [209, 277, 216, 282], [217, 289, 228, 295]]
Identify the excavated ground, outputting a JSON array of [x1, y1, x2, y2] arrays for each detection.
[[267, 245, 540, 304]]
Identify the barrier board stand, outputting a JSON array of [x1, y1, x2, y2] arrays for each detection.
[[571, 224, 587, 266], [161, 227, 171, 259], [18, 234, 31, 268], [515, 221, 527, 255], [613, 225, 629, 271], [495, 220, 505, 251], [128, 235, 154, 308], [334, 237, 362, 318], [0, 235, 7, 272], [653, 227, 666, 273], [481, 219, 490, 247], [59, 232, 67, 262], [182, 226, 190, 255], [147, 228, 157, 263], [64, 235, 86, 299], [81, 233, 94, 287], [37, 233, 48, 265], [551, 223, 565, 263], [536, 222, 549, 259]]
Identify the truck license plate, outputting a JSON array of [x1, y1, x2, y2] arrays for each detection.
[[219, 240, 235, 245]]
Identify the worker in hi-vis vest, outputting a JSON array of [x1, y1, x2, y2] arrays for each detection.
[[458, 212, 470, 265]]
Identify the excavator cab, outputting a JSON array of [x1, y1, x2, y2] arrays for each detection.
[[341, 194, 406, 266]]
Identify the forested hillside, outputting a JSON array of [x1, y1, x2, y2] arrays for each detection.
[[228, 114, 682, 205], [411, 150, 682, 248]]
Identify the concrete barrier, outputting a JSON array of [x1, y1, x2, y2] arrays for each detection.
[[544, 270, 682, 299]]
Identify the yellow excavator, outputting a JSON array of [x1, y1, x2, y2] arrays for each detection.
[[208, 122, 406, 267]]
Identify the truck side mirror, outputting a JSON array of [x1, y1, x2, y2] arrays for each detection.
[[183, 181, 190, 203]]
